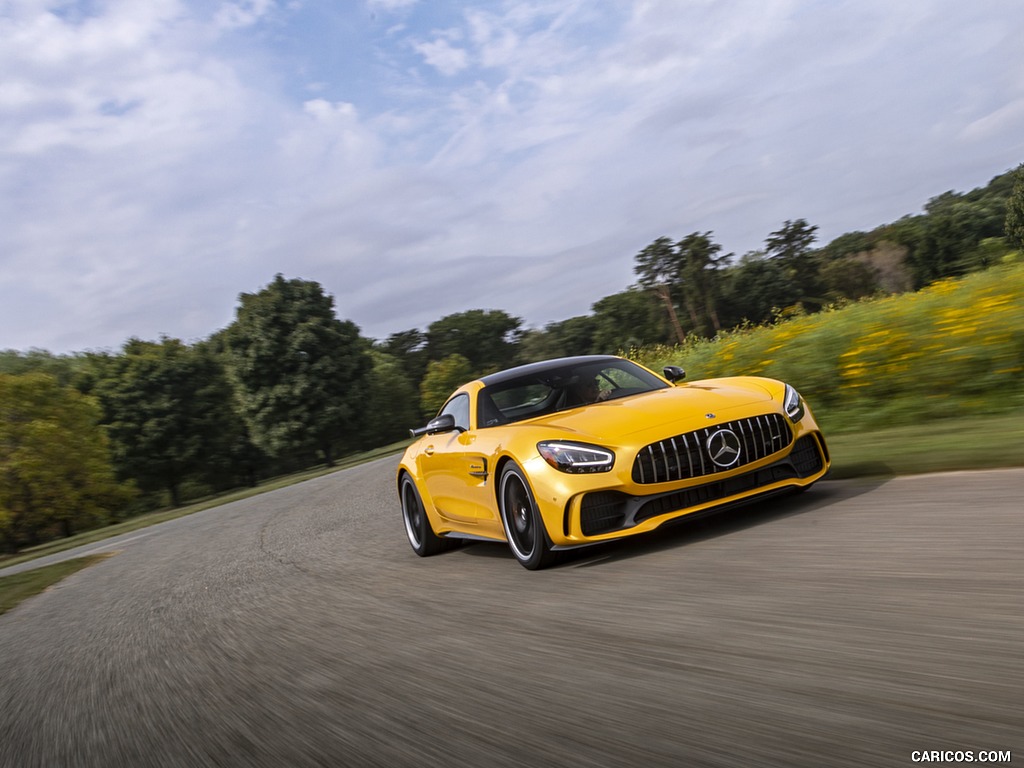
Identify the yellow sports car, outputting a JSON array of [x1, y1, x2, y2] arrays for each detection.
[[397, 355, 830, 569]]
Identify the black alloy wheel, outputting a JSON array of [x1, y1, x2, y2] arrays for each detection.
[[498, 463, 556, 570], [400, 475, 448, 557]]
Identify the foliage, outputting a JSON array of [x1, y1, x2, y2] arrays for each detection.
[[425, 310, 522, 373], [634, 236, 687, 343], [910, 194, 1002, 283], [0, 349, 85, 387], [1005, 164, 1024, 251], [0, 374, 133, 549], [818, 257, 880, 301], [765, 218, 822, 301], [631, 263, 1024, 432], [766, 218, 819, 261], [361, 351, 424, 440], [718, 253, 801, 326], [224, 275, 372, 466], [520, 315, 600, 361], [819, 231, 873, 261], [895, 172, 1014, 286], [419, 354, 474, 416], [634, 233, 729, 340], [590, 289, 668, 353], [88, 338, 247, 507], [376, 329, 429, 388], [674, 232, 728, 335]]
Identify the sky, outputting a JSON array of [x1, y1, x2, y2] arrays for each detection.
[[2, 0, 1023, 354]]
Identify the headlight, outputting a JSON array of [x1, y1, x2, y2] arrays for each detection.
[[537, 441, 615, 473], [783, 383, 805, 422]]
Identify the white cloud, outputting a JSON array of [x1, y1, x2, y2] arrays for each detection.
[[367, 0, 418, 12], [413, 38, 470, 76], [213, 0, 277, 30]]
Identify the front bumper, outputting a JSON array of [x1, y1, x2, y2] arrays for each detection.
[[544, 431, 830, 548]]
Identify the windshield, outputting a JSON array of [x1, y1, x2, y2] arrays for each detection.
[[477, 358, 668, 427]]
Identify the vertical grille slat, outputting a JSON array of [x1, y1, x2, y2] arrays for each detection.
[[737, 419, 752, 463], [669, 437, 683, 480], [753, 416, 766, 460], [697, 430, 708, 476], [631, 413, 794, 484]]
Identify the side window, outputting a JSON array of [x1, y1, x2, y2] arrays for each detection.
[[439, 393, 471, 431]]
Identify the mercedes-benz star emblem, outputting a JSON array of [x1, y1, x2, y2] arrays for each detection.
[[706, 428, 742, 468]]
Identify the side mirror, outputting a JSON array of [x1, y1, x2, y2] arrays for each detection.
[[409, 413, 458, 438], [663, 365, 686, 383]]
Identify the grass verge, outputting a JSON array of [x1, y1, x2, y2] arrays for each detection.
[[824, 412, 1024, 478], [0, 554, 112, 616]]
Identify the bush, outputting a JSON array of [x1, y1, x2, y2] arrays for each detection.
[[631, 264, 1024, 432]]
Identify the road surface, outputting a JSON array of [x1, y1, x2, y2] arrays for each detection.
[[1, 460, 1021, 767]]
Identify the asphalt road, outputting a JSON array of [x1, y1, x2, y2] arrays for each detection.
[[1, 460, 1021, 768]]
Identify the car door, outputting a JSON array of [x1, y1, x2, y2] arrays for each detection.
[[418, 393, 500, 530]]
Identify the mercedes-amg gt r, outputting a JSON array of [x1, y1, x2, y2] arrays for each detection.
[[397, 355, 829, 569]]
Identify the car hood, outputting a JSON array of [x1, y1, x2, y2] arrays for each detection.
[[523, 379, 776, 441]]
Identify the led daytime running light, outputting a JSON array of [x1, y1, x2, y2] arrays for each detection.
[[537, 441, 614, 474], [783, 384, 805, 422]]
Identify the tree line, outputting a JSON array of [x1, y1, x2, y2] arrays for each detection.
[[2, 164, 1022, 551]]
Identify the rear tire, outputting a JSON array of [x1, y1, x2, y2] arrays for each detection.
[[498, 463, 557, 570], [400, 475, 448, 557]]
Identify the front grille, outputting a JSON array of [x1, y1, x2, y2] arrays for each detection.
[[632, 413, 793, 484], [635, 435, 823, 524]]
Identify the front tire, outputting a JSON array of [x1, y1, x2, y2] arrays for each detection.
[[400, 474, 448, 557], [499, 463, 556, 570]]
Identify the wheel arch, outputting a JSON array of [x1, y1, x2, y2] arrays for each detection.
[[397, 466, 447, 535], [491, 454, 518, 509]]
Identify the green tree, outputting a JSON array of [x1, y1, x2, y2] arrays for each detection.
[[517, 315, 601, 362], [361, 351, 424, 441], [818, 257, 880, 301], [224, 275, 372, 466], [376, 329, 429, 387], [634, 237, 687, 344], [0, 373, 132, 549], [0, 349, 84, 387], [420, 354, 474, 416], [675, 232, 728, 335], [766, 218, 819, 260], [766, 219, 822, 301], [89, 338, 246, 507], [425, 310, 522, 373], [820, 231, 873, 261], [876, 214, 926, 278], [719, 253, 802, 325], [901, 187, 1008, 284], [1005, 164, 1024, 251], [590, 289, 668, 353]]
